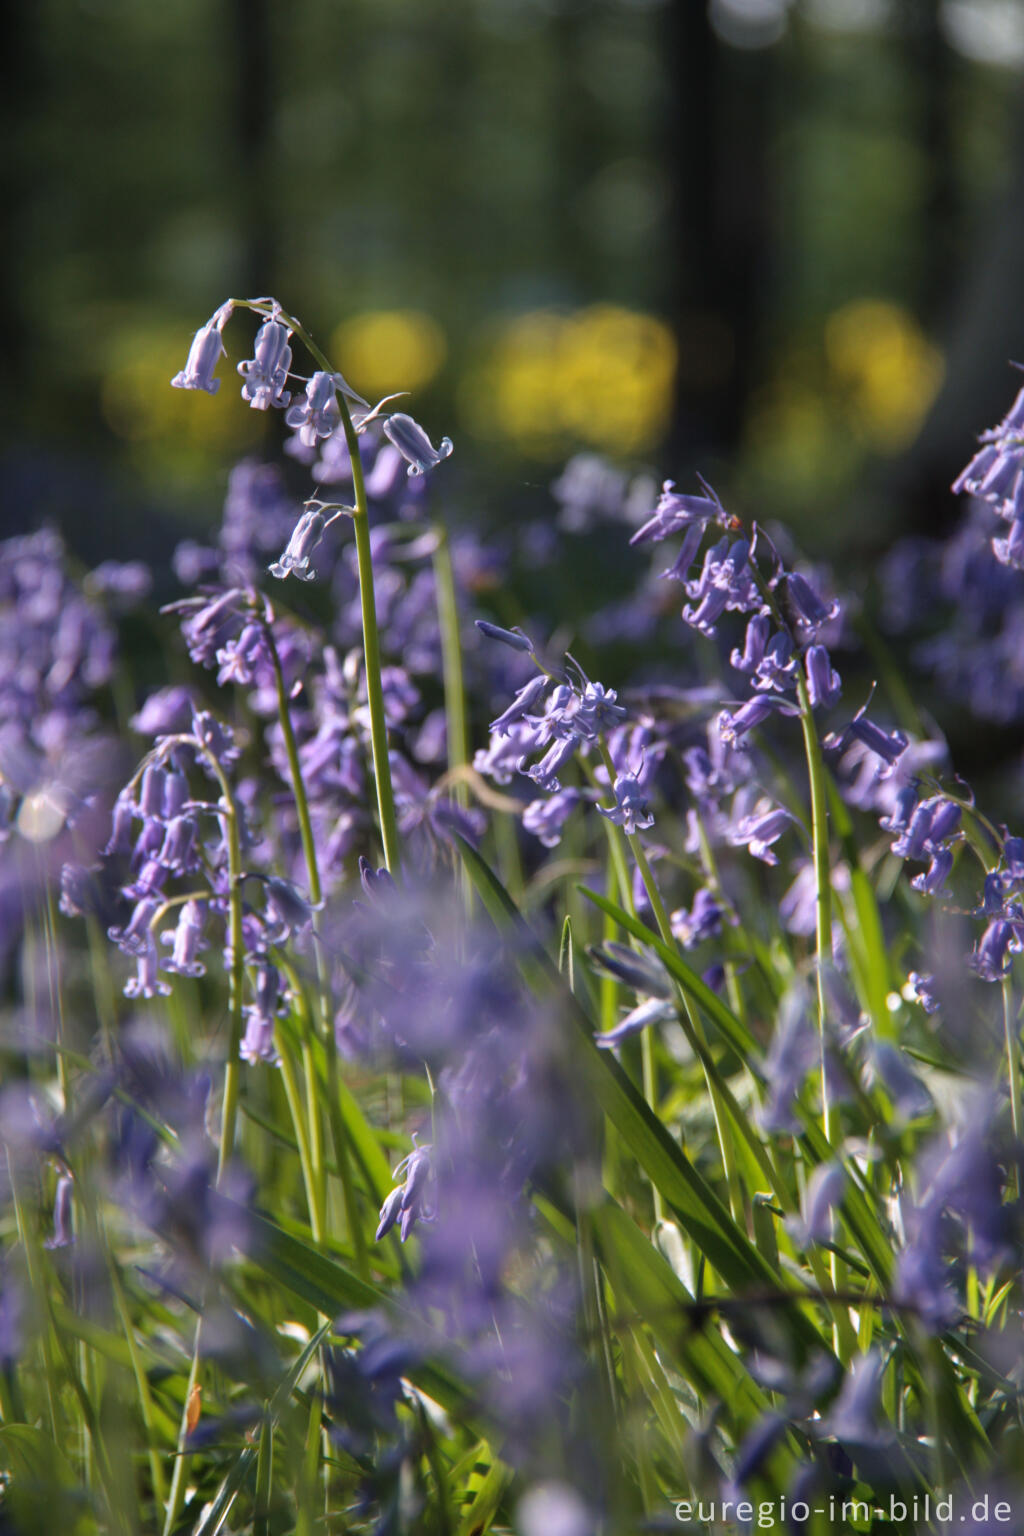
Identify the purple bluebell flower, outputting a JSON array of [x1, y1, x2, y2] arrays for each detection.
[[284, 372, 340, 449], [595, 997, 674, 1049], [269, 509, 327, 582], [804, 644, 842, 709], [489, 675, 548, 734], [629, 476, 723, 546], [730, 613, 771, 677], [910, 847, 954, 897], [832, 705, 908, 775], [719, 694, 801, 744], [670, 887, 727, 947], [727, 798, 793, 866], [473, 721, 544, 785], [171, 303, 232, 394], [524, 734, 580, 794], [522, 789, 580, 847], [968, 919, 1020, 981], [906, 970, 939, 1013], [162, 900, 207, 978], [237, 317, 292, 409], [130, 686, 195, 737], [376, 1141, 434, 1243], [659, 520, 709, 583], [475, 619, 534, 654], [240, 963, 283, 1065], [124, 932, 172, 1000], [1002, 834, 1024, 878], [597, 772, 654, 835], [382, 412, 453, 477], [45, 1173, 74, 1249], [783, 570, 840, 634]]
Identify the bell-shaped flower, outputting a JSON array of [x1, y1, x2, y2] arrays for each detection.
[[382, 412, 453, 477], [237, 318, 293, 410], [171, 303, 232, 394], [269, 509, 326, 582], [597, 772, 654, 835], [284, 372, 340, 449]]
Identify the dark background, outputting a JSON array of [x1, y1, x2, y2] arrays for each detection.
[[3, 0, 1024, 566]]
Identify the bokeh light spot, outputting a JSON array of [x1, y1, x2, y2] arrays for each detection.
[[331, 310, 447, 397]]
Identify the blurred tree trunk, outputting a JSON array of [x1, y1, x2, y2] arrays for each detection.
[[661, 1, 777, 465], [890, 82, 1024, 539], [899, 0, 961, 323], [229, 0, 276, 297]]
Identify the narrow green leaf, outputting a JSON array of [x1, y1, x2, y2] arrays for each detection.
[[455, 837, 828, 1347]]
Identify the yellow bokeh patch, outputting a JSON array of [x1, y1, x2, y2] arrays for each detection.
[[331, 310, 447, 398], [824, 298, 944, 451], [462, 304, 677, 456]]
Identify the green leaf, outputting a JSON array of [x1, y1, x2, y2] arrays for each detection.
[[243, 1204, 471, 1420], [194, 1322, 332, 1536], [589, 1202, 774, 1434], [455, 837, 828, 1345]]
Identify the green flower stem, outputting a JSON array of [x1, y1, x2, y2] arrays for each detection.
[[108, 1251, 167, 1511], [250, 300, 402, 876], [431, 519, 469, 804], [1002, 978, 1021, 1201], [794, 672, 853, 1360], [161, 736, 245, 1536], [265, 630, 329, 1233], [589, 745, 746, 1228], [161, 1334, 202, 1536], [794, 674, 834, 1148], [266, 631, 371, 1278], [277, 1028, 322, 1243]]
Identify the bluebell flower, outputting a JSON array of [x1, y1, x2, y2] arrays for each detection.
[[910, 846, 954, 898], [968, 918, 1020, 981], [522, 789, 579, 847], [375, 1141, 434, 1243], [719, 694, 800, 744], [597, 771, 654, 835], [237, 317, 292, 409], [240, 962, 284, 1065], [489, 675, 549, 734], [834, 705, 908, 773], [730, 612, 771, 677], [727, 797, 793, 866], [524, 733, 579, 793], [171, 303, 232, 394], [44, 1173, 74, 1250], [269, 509, 327, 582], [590, 942, 669, 1001], [474, 721, 544, 784], [783, 570, 840, 635], [162, 899, 207, 978], [284, 372, 340, 449], [670, 887, 728, 947], [629, 475, 723, 546], [475, 619, 534, 654], [804, 643, 842, 709], [382, 412, 453, 477], [906, 970, 939, 1013]]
